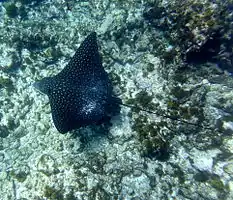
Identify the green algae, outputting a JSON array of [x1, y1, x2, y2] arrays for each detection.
[[7, 117, 18, 130], [162, 48, 178, 64], [44, 47, 63, 62], [126, 89, 172, 160], [10, 170, 28, 182], [24, 57, 33, 65], [171, 164, 185, 184], [208, 175, 229, 192], [167, 84, 206, 123], [126, 90, 157, 112], [37, 154, 60, 176], [0, 125, 10, 138], [88, 185, 111, 200], [44, 186, 64, 200], [171, 86, 190, 100], [44, 187, 77, 200], [109, 71, 121, 86], [88, 153, 107, 174], [5, 3, 18, 18], [132, 115, 169, 160], [65, 192, 77, 200], [135, 91, 153, 107], [5, 2, 28, 19], [167, 100, 179, 110], [0, 77, 13, 90], [173, 71, 188, 84], [146, 63, 155, 72]]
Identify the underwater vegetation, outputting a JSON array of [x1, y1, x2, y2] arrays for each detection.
[[0, 77, 13, 90], [138, 0, 233, 155], [124, 90, 169, 160], [126, 80, 210, 159], [44, 185, 78, 200], [3, 0, 45, 19], [132, 114, 170, 161], [143, 0, 233, 74], [5, 3, 18, 18], [0, 125, 10, 138]]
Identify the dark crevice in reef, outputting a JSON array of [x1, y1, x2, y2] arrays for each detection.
[[185, 32, 222, 64]]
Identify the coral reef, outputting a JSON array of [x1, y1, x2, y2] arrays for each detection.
[[143, 0, 233, 73], [0, 0, 233, 199]]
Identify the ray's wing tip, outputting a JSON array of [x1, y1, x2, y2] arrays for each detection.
[[87, 31, 97, 43], [80, 32, 98, 49], [89, 31, 97, 37]]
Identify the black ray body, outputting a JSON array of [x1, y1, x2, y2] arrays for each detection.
[[34, 32, 119, 133]]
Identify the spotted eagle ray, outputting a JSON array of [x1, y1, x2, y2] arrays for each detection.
[[34, 32, 212, 133], [34, 32, 120, 133]]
